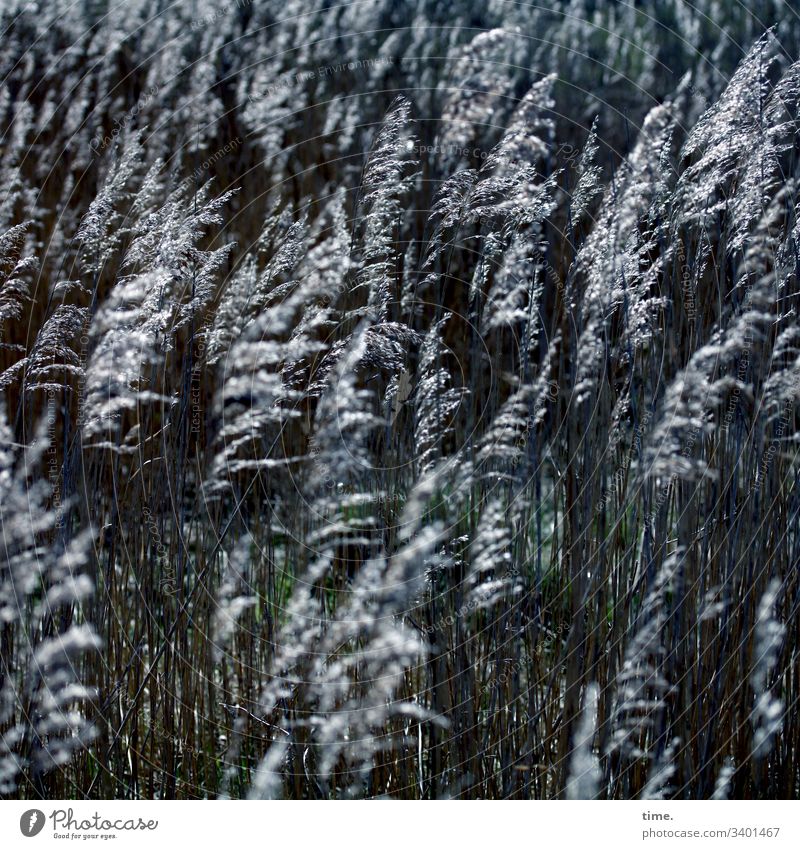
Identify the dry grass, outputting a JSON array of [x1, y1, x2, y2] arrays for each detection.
[[0, 0, 798, 800]]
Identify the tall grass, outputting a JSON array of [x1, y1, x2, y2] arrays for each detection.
[[0, 0, 798, 799]]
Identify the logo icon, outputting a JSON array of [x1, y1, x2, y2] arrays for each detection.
[[20, 810, 45, 837]]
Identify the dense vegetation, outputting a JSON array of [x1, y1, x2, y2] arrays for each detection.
[[1, 0, 799, 799]]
